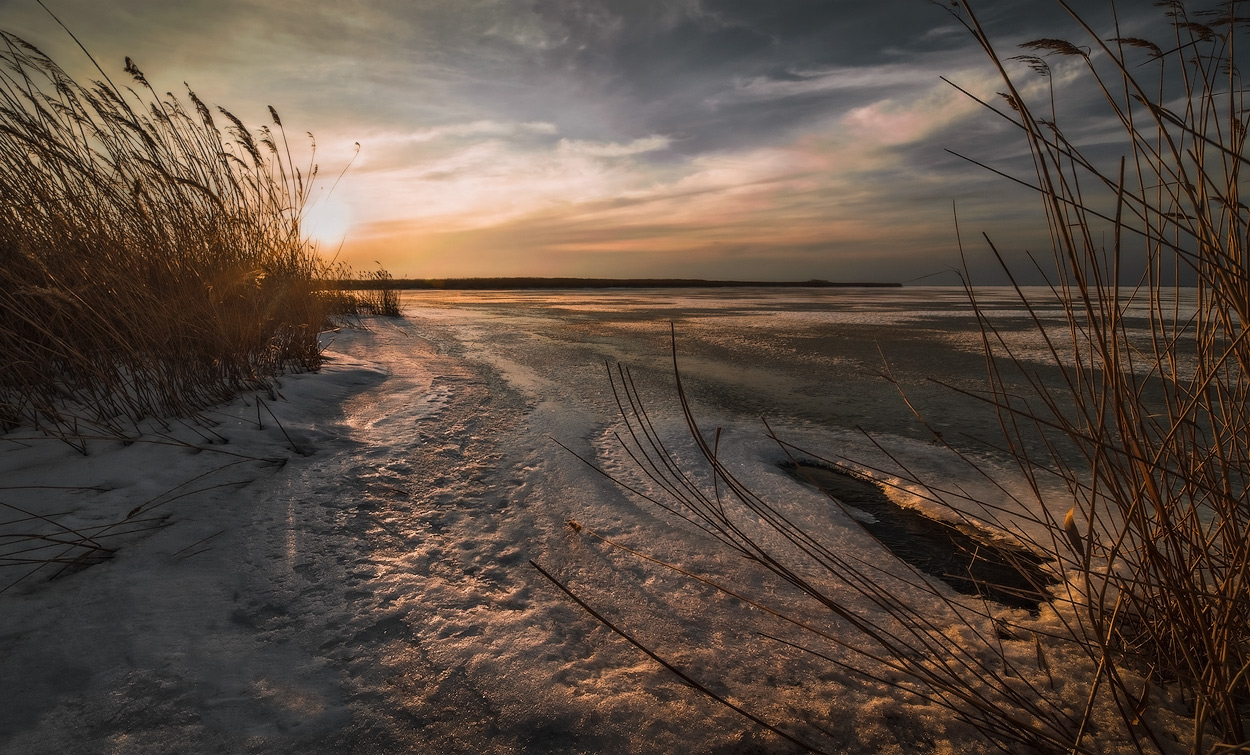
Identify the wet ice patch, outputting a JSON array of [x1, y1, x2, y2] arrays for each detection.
[[785, 461, 1056, 612]]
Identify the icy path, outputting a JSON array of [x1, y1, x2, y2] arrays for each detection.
[[1, 316, 818, 754]]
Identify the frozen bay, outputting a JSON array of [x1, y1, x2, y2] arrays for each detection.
[[0, 287, 1146, 754]]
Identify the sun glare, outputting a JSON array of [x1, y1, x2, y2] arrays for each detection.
[[301, 196, 354, 248]]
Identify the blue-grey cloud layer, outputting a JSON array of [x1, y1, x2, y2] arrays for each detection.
[[1, 0, 1195, 282]]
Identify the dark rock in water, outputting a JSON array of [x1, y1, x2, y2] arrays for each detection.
[[784, 461, 1056, 613]]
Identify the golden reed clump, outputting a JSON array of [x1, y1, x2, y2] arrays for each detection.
[[0, 30, 364, 444]]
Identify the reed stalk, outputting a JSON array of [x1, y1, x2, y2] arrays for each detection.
[[0, 28, 363, 443], [547, 1, 1250, 752], [947, 0, 1250, 748]]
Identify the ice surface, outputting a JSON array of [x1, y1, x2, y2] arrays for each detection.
[[0, 289, 1190, 753]]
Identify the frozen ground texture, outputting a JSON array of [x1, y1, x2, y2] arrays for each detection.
[[0, 289, 1182, 754]]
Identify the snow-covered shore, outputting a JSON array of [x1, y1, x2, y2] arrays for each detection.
[[2, 314, 818, 754], [1, 290, 1184, 754]]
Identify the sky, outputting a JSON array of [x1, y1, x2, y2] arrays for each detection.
[[0, 0, 1178, 282]]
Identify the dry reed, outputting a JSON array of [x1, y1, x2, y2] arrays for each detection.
[[947, 0, 1250, 749], [542, 1, 1250, 752], [0, 27, 359, 443], [326, 264, 402, 318]]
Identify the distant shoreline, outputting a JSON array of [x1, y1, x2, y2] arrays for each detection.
[[331, 277, 903, 291]]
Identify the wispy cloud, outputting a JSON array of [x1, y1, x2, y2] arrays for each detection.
[[2, 0, 1136, 281], [401, 121, 559, 143], [711, 63, 939, 106]]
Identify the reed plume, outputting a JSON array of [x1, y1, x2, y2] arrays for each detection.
[[0, 30, 353, 443]]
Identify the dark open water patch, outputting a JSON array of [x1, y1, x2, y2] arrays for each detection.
[[784, 461, 1056, 613]]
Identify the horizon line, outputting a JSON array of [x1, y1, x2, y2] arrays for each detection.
[[330, 276, 904, 291]]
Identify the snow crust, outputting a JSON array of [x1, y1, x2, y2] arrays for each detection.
[[0, 290, 1185, 753]]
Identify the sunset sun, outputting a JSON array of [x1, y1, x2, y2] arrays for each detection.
[[300, 196, 354, 249]]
